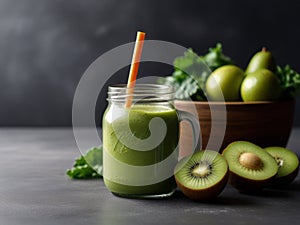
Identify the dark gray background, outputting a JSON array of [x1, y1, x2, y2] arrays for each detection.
[[0, 0, 299, 126]]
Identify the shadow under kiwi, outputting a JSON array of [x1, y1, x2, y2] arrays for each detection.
[[170, 189, 258, 206], [235, 187, 295, 199], [265, 179, 300, 192]]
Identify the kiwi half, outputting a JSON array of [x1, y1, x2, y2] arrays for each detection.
[[174, 150, 229, 201], [222, 141, 278, 193], [265, 147, 299, 186]]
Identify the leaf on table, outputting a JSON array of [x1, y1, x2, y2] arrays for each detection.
[[66, 146, 103, 179]]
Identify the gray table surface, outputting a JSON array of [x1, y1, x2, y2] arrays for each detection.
[[1, 128, 300, 225]]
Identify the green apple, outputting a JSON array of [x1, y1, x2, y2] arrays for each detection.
[[205, 65, 244, 101], [241, 69, 281, 101]]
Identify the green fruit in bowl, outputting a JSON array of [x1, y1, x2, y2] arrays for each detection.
[[205, 65, 244, 101], [245, 47, 277, 74], [241, 69, 281, 101]]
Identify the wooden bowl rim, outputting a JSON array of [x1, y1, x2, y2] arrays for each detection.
[[174, 99, 295, 106]]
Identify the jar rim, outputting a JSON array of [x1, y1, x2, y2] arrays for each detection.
[[108, 83, 174, 91], [107, 84, 175, 102]]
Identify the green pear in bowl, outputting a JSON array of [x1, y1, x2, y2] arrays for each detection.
[[245, 47, 277, 74], [241, 68, 281, 101], [205, 65, 245, 101]]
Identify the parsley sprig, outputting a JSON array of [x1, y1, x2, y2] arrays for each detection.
[[158, 43, 233, 101], [66, 146, 103, 179]]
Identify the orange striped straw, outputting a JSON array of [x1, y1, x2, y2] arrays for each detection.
[[125, 31, 146, 108]]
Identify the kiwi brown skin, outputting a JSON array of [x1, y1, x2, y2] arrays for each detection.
[[265, 147, 300, 187], [228, 171, 276, 194], [268, 165, 299, 187], [175, 169, 229, 201]]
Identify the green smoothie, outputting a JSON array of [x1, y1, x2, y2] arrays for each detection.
[[103, 104, 179, 197]]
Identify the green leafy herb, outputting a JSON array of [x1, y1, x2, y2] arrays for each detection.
[[158, 49, 208, 100], [158, 43, 233, 100], [66, 146, 103, 179], [276, 65, 300, 98], [200, 43, 234, 71]]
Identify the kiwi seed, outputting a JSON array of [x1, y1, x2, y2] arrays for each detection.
[[239, 152, 263, 170], [274, 156, 284, 167], [191, 162, 212, 178]]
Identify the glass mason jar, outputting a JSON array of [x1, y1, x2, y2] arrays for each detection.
[[102, 84, 201, 199]]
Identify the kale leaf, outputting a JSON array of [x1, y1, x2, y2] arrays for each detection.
[[158, 43, 233, 101], [66, 146, 103, 179], [276, 65, 300, 98], [201, 43, 234, 71]]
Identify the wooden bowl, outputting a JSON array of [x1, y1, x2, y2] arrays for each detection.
[[174, 99, 295, 157]]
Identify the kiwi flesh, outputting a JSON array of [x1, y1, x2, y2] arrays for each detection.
[[222, 141, 278, 193], [265, 147, 299, 186], [174, 150, 229, 201]]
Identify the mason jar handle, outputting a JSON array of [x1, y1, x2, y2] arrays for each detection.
[[177, 110, 202, 155]]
